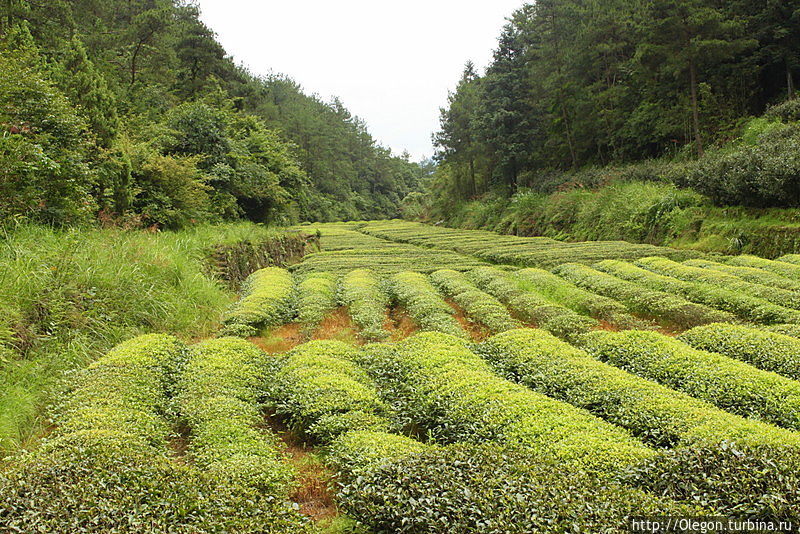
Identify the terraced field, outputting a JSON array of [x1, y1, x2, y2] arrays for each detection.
[[5, 220, 800, 532]]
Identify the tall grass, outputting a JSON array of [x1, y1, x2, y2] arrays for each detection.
[[0, 222, 285, 454]]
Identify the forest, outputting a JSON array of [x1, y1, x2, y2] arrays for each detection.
[[423, 0, 800, 224], [0, 0, 425, 228]]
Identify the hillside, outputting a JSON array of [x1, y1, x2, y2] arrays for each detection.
[[0, 1, 424, 227]]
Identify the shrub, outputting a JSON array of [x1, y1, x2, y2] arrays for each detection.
[[296, 272, 337, 337], [516, 267, 647, 328], [767, 323, 800, 338], [467, 266, 596, 340], [685, 258, 800, 292], [327, 430, 427, 482], [267, 340, 390, 443], [177, 337, 294, 496], [672, 122, 800, 208], [637, 256, 800, 313], [726, 255, 800, 281], [430, 269, 519, 333], [583, 330, 800, 431], [595, 258, 800, 325], [339, 269, 390, 340], [0, 334, 310, 532], [680, 324, 800, 380], [222, 267, 296, 337], [337, 444, 691, 534], [554, 263, 734, 328], [480, 329, 799, 449], [355, 332, 654, 473], [389, 271, 465, 337], [623, 442, 800, 520]]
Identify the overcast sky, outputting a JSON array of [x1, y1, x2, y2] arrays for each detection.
[[195, 0, 525, 161]]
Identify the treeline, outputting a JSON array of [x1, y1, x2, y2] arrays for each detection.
[[430, 0, 800, 211], [0, 0, 423, 228]]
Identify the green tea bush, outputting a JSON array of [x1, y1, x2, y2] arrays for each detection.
[[726, 255, 800, 280], [430, 269, 519, 333], [339, 269, 390, 340], [638, 256, 800, 312], [296, 272, 338, 336], [779, 253, 800, 265], [361, 221, 697, 268], [327, 430, 427, 481], [554, 263, 734, 328], [0, 334, 310, 532], [685, 258, 800, 292], [222, 267, 296, 337], [516, 267, 647, 328], [389, 271, 465, 337], [480, 329, 799, 449], [467, 266, 596, 340], [268, 340, 390, 442], [680, 324, 800, 380], [177, 337, 294, 495], [767, 323, 800, 338], [583, 331, 800, 431], [623, 442, 800, 520], [337, 444, 689, 534], [596, 258, 800, 324], [355, 332, 654, 473]]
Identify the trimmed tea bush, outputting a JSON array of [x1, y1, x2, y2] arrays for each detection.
[[430, 269, 520, 333], [467, 266, 596, 340], [583, 330, 800, 431], [389, 271, 466, 337], [267, 340, 390, 442], [355, 332, 654, 473], [336, 443, 691, 534], [339, 269, 390, 340], [680, 323, 800, 380], [516, 267, 646, 328], [177, 337, 295, 496], [296, 272, 338, 336], [554, 263, 734, 328], [222, 267, 296, 337], [480, 329, 799, 449]]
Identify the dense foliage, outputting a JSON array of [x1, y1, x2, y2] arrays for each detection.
[[0, 1, 423, 226]]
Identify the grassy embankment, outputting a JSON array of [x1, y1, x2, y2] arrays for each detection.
[[0, 222, 311, 455]]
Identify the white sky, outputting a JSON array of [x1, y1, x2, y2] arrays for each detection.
[[196, 0, 525, 161]]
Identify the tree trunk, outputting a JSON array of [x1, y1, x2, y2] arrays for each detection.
[[469, 158, 476, 197], [788, 61, 796, 101], [689, 59, 704, 157]]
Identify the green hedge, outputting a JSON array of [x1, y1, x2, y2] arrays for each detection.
[[554, 263, 734, 328], [583, 330, 800, 431], [679, 324, 800, 381], [339, 269, 390, 340], [467, 266, 596, 340], [685, 258, 800, 292], [637, 256, 800, 313], [767, 323, 800, 338], [623, 442, 800, 520], [177, 337, 295, 496], [356, 332, 654, 473], [267, 340, 391, 443], [389, 271, 466, 337], [596, 258, 798, 325], [327, 429, 427, 482], [480, 329, 799, 449], [0, 335, 310, 532], [726, 255, 800, 281], [516, 267, 647, 328], [335, 443, 691, 534], [296, 272, 337, 337], [222, 267, 296, 337], [430, 269, 519, 333]]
